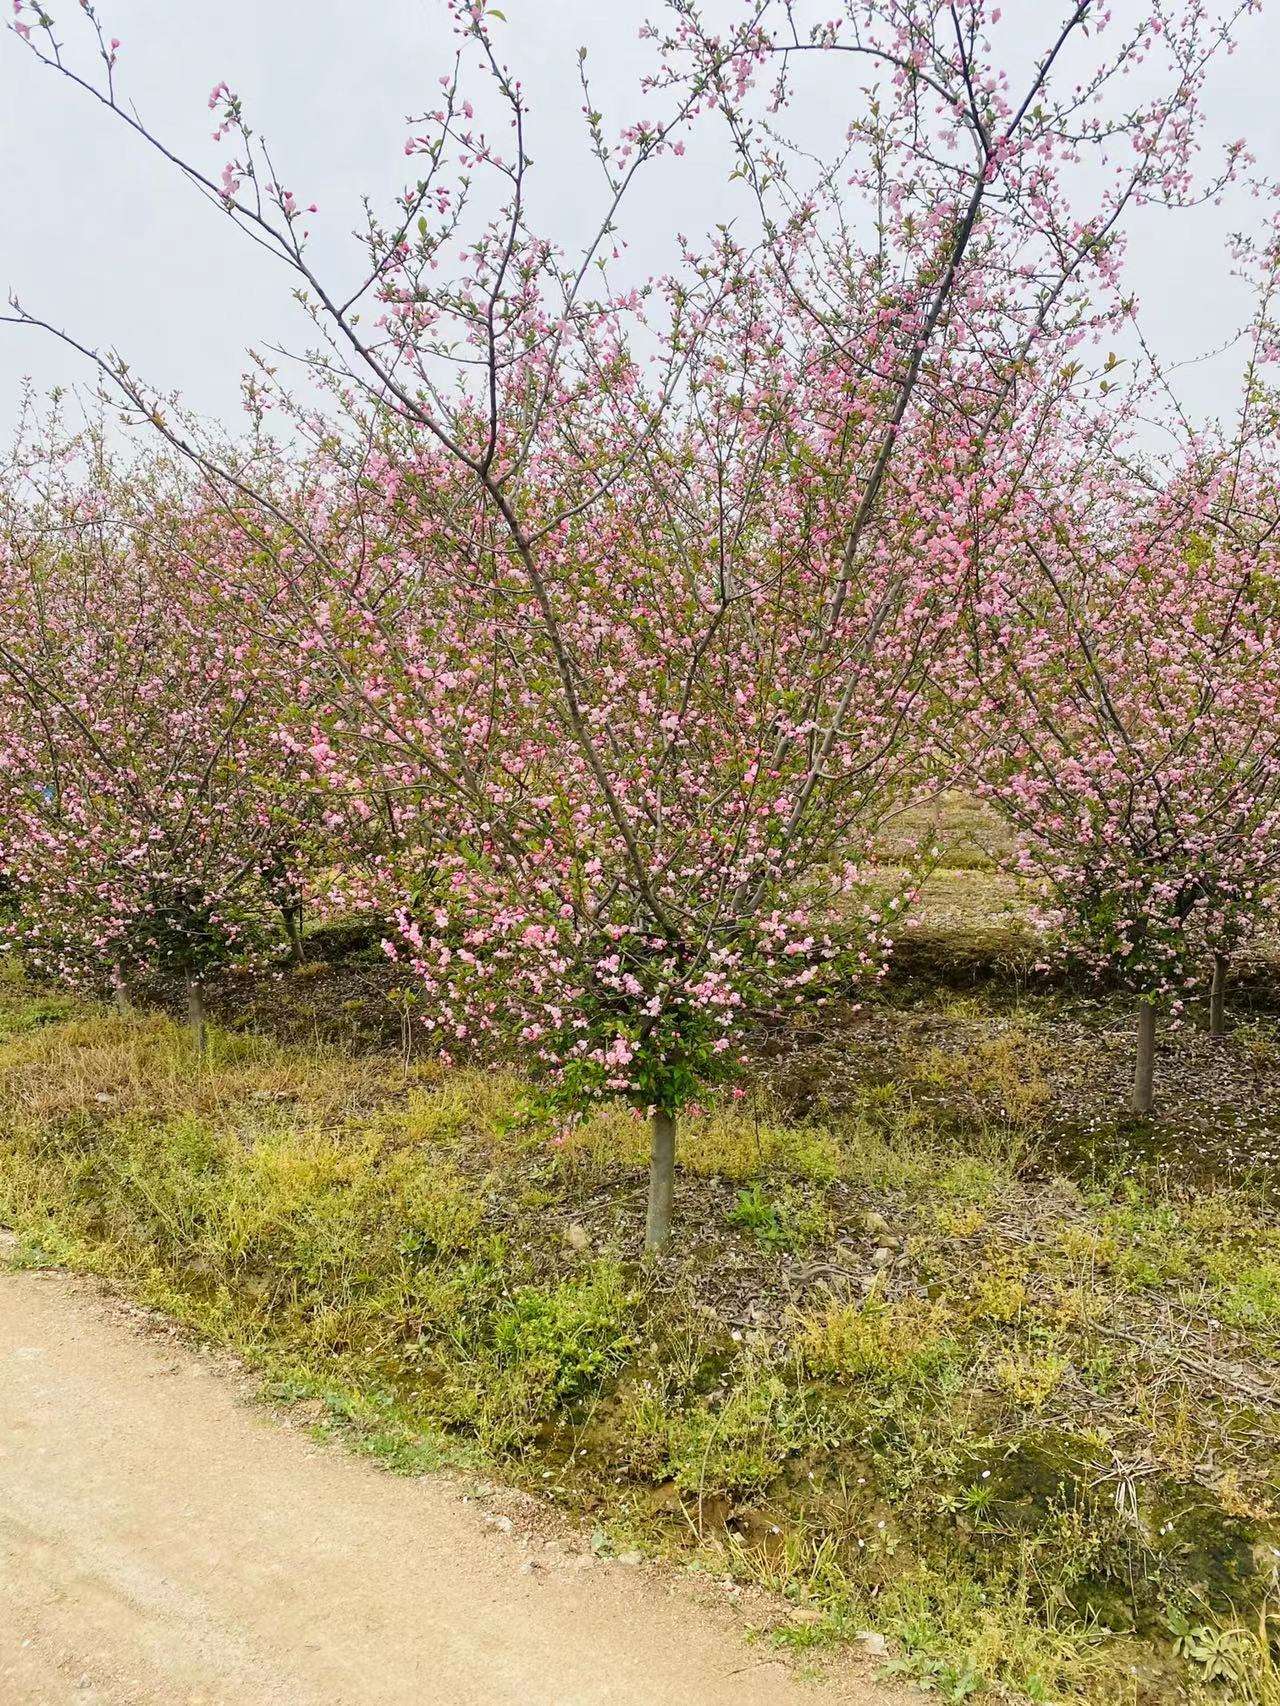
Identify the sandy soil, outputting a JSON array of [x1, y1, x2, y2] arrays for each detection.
[[0, 1264, 896, 1706]]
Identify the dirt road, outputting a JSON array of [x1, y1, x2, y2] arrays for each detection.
[[0, 1266, 894, 1705]]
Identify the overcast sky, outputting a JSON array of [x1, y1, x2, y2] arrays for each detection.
[[3, 1, 1279, 438]]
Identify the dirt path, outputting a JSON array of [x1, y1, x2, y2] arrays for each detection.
[[0, 1267, 895, 1706]]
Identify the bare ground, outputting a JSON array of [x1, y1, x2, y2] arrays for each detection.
[[0, 1264, 898, 1706]]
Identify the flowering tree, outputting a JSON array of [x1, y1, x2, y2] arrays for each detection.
[[3, 0, 1257, 1239], [0, 413, 320, 1048], [960, 424, 1280, 1112]]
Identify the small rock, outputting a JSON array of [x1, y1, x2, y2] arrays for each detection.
[[788, 1606, 824, 1627], [615, 1550, 643, 1567], [0, 1229, 18, 1254], [869, 1246, 895, 1269], [483, 1514, 514, 1536], [564, 1223, 590, 1252], [861, 1210, 890, 1235], [857, 1631, 889, 1658]]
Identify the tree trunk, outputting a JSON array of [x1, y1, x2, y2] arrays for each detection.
[[645, 1109, 677, 1253], [1131, 1000, 1156, 1116], [1210, 951, 1228, 1039], [111, 960, 129, 1013], [281, 902, 306, 966], [186, 975, 207, 1058]]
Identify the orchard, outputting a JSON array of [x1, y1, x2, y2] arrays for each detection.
[[6, 0, 1272, 1226], [5, 6, 1280, 1698]]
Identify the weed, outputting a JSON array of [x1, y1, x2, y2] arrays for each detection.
[[1210, 1255, 1280, 1328], [967, 1267, 1029, 1324], [666, 1363, 811, 1502], [1167, 1605, 1255, 1688], [493, 1266, 636, 1402], [1236, 1024, 1280, 1075], [6, 984, 1280, 1705], [994, 1348, 1068, 1409], [917, 1027, 1051, 1128], [935, 1203, 987, 1238], [726, 1182, 831, 1252], [797, 1297, 960, 1390]]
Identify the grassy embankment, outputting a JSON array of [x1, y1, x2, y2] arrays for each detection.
[[4, 803, 1280, 1703]]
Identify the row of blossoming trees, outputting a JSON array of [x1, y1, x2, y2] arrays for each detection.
[[2, 0, 1279, 1244]]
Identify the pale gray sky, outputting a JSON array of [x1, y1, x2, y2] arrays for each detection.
[[3, 1, 1279, 435]]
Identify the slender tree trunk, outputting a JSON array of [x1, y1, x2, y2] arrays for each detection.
[[111, 960, 129, 1013], [1210, 951, 1228, 1039], [645, 1109, 677, 1253], [281, 902, 306, 966], [1132, 1000, 1156, 1116], [186, 974, 207, 1058]]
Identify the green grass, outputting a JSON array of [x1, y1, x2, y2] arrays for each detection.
[[3, 982, 1280, 1703], [726, 1180, 832, 1251]]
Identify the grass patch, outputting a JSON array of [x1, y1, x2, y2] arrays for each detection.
[[726, 1181, 832, 1251], [4, 983, 1280, 1703]]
